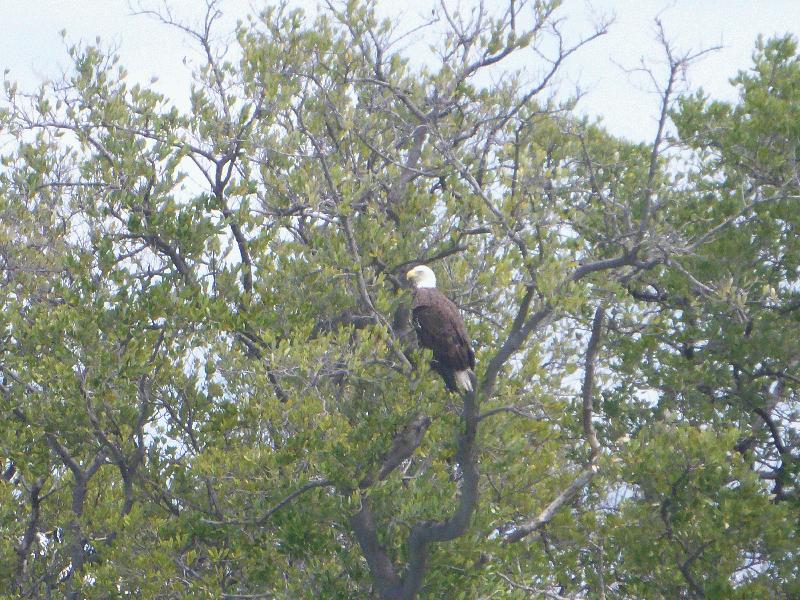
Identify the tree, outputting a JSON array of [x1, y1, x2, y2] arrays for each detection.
[[0, 2, 797, 598]]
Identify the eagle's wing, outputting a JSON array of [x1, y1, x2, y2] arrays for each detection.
[[411, 303, 442, 351], [442, 300, 475, 370], [412, 295, 474, 371]]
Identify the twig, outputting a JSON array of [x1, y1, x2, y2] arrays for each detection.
[[497, 572, 584, 599], [477, 406, 536, 422], [201, 478, 331, 527]]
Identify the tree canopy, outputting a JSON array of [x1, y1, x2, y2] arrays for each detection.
[[1, 2, 798, 598]]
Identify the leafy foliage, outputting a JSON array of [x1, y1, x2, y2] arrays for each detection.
[[1, 2, 798, 598]]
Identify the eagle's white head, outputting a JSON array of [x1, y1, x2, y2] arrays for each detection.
[[406, 265, 437, 289]]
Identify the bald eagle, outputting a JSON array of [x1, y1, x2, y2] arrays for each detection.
[[406, 265, 475, 393]]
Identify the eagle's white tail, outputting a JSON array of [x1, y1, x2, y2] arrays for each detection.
[[454, 370, 474, 393]]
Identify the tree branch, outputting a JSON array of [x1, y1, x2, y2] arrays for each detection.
[[360, 415, 431, 489], [582, 306, 605, 463], [341, 215, 413, 373], [504, 305, 605, 543], [201, 478, 331, 527], [15, 477, 43, 592], [400, 387, 479, 598], [350, 499, 403, 599], [504, 467, 596, 543]]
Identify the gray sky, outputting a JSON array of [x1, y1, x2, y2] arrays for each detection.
[[2, 1, 799, 142]]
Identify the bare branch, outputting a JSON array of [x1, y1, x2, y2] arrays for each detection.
[[387, 124, 429, 206], [582, 306, 605, 463], [504, 467, 596, 543], [497, 572, 584, 599], [44, 433, 84, 481], [478, 405, 536, 422], [480, 304, 553, 399], [360, 415, 431, 489], [630, 19, 721, 246], [16, 478, 43, 591], [504, 308, 604, 543], [201, 478, 331, 527]]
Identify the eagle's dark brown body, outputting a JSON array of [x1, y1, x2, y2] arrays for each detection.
[[411, 287, 475, 392]]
